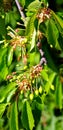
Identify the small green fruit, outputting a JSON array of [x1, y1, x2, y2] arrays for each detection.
[[21, 90, 24, 94], [35, 89, 39, 96], [39, 86, 42, 94], [29, 93, 34, 100], [50, 84, 54, 90]]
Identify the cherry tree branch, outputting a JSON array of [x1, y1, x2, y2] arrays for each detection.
[[15, 0, 25, 20], [37, 41, 47, 65]]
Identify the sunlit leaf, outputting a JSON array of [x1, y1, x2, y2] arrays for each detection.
[[45, 72, 56, 93], [7, 88, 17, 102], [26, 13, 36, 39], [41, 69, 48, 81], [10, 101, 19, 130], [7, 46, 13, 66], [0, 82, 16, 103], [27, 0, 41, 12], [30, 28, 36, 51], [0, 103, 9, 118], [22, 101, 34, 130]]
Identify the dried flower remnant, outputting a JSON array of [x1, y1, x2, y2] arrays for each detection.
[[8, 30, 27, 49], [18, 79, 31, 92], [37, 31, 43, 41], [30, 65, 42, 79], [6, 72, 16, 80], [37, 41, 42, 49], [37, 8, 51, 22], [6, 64, 42, 96], [10, 36, 27, 49], [23, 55, 28, 64], [6, 75, 13, 80]]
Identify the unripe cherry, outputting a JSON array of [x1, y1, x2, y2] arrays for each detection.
[[50, 85, 54, 90], [29, 93, 34, 100], [39, 86, 42, 94], [35, 89, 39, 96], [20, 90, 24, 94]]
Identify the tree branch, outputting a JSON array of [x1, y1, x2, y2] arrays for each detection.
[[37, 41, 47, 65], [15, 0, 25, 20]]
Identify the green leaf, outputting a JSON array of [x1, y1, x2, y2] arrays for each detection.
[[47, 19, 61, 50], [52, 11, 63, 36], [30, 28, 36, 51], [29, 52, 40, 66], [19, 0, 25, 7], [22, 101, 34, 130], [0, 47, 8, 81], [41, 70, 48, 81], [0, 82, 16, 103], [49, 72, 56, 83], [0, 66, 8, 81], [39, 22, 46, 35], [36, 123, 42, 130], [5, 12, 10, 25], [58, 33, 63, 50], [0, 103, 8, 118], [10, 101, 19, 130], [27, 0, 41, 12], [0, 17, 6, 36], [41, 0, 48, 5], [7, 46, 13, 66], [0, 47, 7, 67], [45, 72, 56, 93], [55, 76, 62, 109], [34, 96, 43, 110], [10, 12, 16, 28], [35, 101, 43, 110], [42, 42, 58, 72], [7, 88, 17, 103], [15, 46, 21, 59], [26, 13, 36, 39]]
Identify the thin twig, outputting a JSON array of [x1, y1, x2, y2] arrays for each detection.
[[37, 41, 47, 65], [15, 0, 25, 20]]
